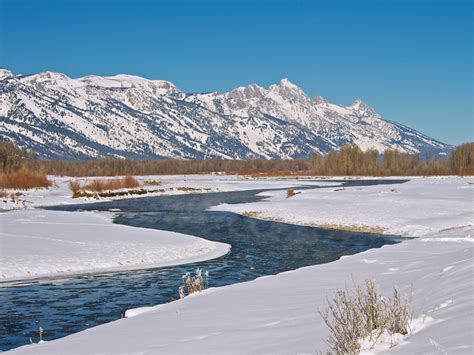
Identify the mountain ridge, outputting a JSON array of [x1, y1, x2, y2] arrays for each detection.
[[0, 69, 451, 159]]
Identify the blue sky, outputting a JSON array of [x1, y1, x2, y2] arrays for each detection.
[[0, 0, 472, 145]]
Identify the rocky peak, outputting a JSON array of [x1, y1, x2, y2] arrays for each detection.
[[349, 99, 376, 116], [0, 68, 13, 80], [313, 95, 329, 105], [228, 83, 266, 100], [268, 78, 309, 102]]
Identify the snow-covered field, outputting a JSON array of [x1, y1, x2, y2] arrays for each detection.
[[3, 176, 474, 354], [212, 177, 473, 237], [0, 210, 230, 283], [0, 174, 336, 210], [0, 175, 333, 282]]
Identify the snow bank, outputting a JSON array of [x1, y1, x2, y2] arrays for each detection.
[[4, 176, 473, 354], [9, 226, 473, 354], [0, 210, 229, 283], [1, 175, 338, 210], [212, 177, 474, 237]]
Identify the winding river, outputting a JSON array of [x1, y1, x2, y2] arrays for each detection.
[[0, 179, 407, 351]]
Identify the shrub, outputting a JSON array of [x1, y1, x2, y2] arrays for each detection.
[[178, 268, 209, 299], [69, 180, 81, 194], [0, 172, 51, 190], [287, 188, 300, 198], [143, 179, 162, 186], [69, 175, 140, 195], [319, 279, 412, 354]]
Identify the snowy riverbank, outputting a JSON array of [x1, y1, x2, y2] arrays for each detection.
[[212, 176, 473, 237], [4, 176, 473, 354], [0, 209, 230, 283], [0, 175, 335, 283]]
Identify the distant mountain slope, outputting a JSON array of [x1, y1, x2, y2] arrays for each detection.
[[0, 69, 451, 159]]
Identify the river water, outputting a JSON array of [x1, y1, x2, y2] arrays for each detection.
[[0, 179, 407, 351]]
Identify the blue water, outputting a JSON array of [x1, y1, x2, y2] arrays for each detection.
[[0, 179, 407, 351]]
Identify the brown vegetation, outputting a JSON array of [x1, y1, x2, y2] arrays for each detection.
[[0, 172, 52, 190], [311, 223, 386, 234], [311, 144, 460, 176], [320, 279, 412, 354], [286, 188, 300, 198], [69, 175, 140, 197], [449, 142, 474, 175], [178, 268, 209, 299], [29, 158, 313, 176], [1, 140, 473, 177], [0, 141, 37, 174]]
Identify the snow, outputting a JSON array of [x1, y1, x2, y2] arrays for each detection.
[[212, 177, 473, 237], [0, 175, 338, 211], [2, 69, 451, 160], [5, 176, 473, 354], [0, 175, 336, 282], [0, 210, 229, 283]]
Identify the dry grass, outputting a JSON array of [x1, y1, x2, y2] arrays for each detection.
[[241, 211, 284, 222], [0, 172, 52, 190], [175, 186, 202, 192], [241, 211, 385, 234], [69, 175, 140, 197], [319, 279, 412, 354], [311, 223, 386, 234], [143, 179, 162, 186], [178, 268, 209, 299], [71, 188, 160, 199]]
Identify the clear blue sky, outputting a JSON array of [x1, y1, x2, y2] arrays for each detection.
[[0, 0, 472, 145]]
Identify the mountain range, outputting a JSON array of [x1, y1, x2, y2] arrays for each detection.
[[0, 69, 451, 159]]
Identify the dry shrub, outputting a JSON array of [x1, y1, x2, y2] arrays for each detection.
[[319, 279, 411, 354], [122, 175, 140, 188], [0, 172, 51, 190], [176, 186, 201, 192], [143, 179, 162, 186], [69, 180, 81, 194], [287, 188, 300, 198], [178, 268, 209, 299], [70, 175, 140, 194]]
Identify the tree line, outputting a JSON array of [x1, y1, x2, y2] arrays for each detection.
[[0, 140, 472, 176], [311, 144, 473, 176]]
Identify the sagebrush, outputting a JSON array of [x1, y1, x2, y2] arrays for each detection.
[[179, 268, 209, 299], [319, 279, 412, 354]]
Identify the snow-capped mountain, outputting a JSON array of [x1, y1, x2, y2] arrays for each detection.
[[0, 69, 450, 159]]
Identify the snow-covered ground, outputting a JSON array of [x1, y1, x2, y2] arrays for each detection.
[[0, 210, 230, 283], [212, 176, 473, 237], [0, 174, 337, 210], [3, 176, 474, 354], [0, 175, 334, 282]]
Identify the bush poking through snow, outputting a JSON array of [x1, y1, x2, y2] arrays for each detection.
[[0, 172, 51, 190], [69, 176, 141, 197], [319, 279, 412, 354], [287, 188, 300, 198], [179, 268, 209, 299]]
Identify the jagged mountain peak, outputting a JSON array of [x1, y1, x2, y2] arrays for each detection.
[[349, 98, 376, 116], [0, 68, 451, 159], [279, 77, 298, 88], [313, 95, 330, 105], [268, 78, 308, 100], [0, 69, 13, 80], [228, 83, 266, 100]]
